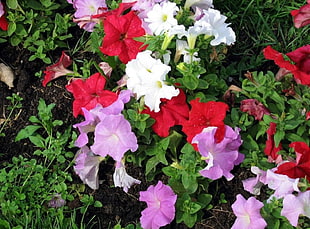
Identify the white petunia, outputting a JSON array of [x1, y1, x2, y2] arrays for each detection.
[[195, 8, 236, 46], [113, 162, 141, 192], [126, 50, 179, 112], [145, 2, 179, 35]]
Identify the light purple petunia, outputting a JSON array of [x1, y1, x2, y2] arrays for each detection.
[[281, 190, 310, 227], [73, 146, 105, 190], [72, 0, 107, 31], [265, 169, 300, 200], [231, 194, 267, 229], [242, 166, 267, 195], [73, 90, 132, 147], [0, 1, 4, 17], [192, 125, 244, 181], [91, 113, 138, 162], [139, 181, 177, 229]]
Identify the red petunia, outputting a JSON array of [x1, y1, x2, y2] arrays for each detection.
[[42, 51, 74, 87], [0, 2, 8, 31], [276, 142, 310, 182], [263, 45, 310, 86], [142, 89, 189, 137], [264, 122, 282, 164], [66, 73, 118, 117], [99, 10, 146, 64], [291, 0, 310, 28], [182, 99, 229, 149]]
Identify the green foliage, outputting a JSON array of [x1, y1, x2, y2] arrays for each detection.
[[0, 93, 23, 137], [0, 99, 79, 227], [1, 0, 74, 63]]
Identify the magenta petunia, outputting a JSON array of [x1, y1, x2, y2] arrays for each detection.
[[231, 194, 267, 229], [139, 181, 177, 229]]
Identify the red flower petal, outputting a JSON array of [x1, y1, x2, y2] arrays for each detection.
[[142, 89, 189, 137], [0, 15, 8, 31], [66, 73, 118, 117]]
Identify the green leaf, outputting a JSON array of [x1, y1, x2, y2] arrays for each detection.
[[94, 200, 103, 208], [197, 194, 212, 208], [29, 135, 45, 148], [7, 0, 18, 9], [15, 125, 41, 141], [274, 130, 285, 147], [7, 22, 16, 36]]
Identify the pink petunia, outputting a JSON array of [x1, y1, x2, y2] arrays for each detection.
[[231, 194, 267, 229], [139, 181, 177, 229], [240, 99, 271, 121]]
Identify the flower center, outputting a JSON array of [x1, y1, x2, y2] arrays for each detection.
[[120, 33, 127, 41], [156, 81, 163, 88], [162, 14, 168, 22]]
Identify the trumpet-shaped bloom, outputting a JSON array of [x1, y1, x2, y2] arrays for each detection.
[[139, 181, 177, 229], [142, 89, 189, 137], [42, 52, 74, 87], [182, 99, 229, 148], [91, 114, 138, 162], [194, 8, 236, 46], [263, 45, 310, 86], [100, 11, 147, 64], [291, 0, 310, 28], [231, 194, 267, 229], [281, 190, 310, 227], [72, 0, 107, 31], [113, 161, 141, 192], [144, 2, 179, 35], [265, 169, 300, 200], [66, 73, 118, 117], [276, 141, 310, 182], [73, 90, 132, 147], [242, 166, 267, 195], [192, 125, 244, 181], [73, 146, 105, 190], [240, 99, 271, 121], [126, 50, 179, 112]]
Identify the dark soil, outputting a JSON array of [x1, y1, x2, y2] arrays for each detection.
[[0, 40, 255, 228]]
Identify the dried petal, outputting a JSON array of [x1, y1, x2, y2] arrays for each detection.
[[0, 63, 14, 89]]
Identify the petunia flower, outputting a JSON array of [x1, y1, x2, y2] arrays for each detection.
[[72, 0, 107, 32], [192, 125, 244, 181], [263, 45, 310, 86], [240, 99, 271, 121], [184, 0, 213, 10], [66, 72, 118, 117], [242, 166, 267, 195], [264, 122, 283, 163], [231, 194, 267, 229], [281, 190, 310, 227], [276, 141, 310, 182], [139, 181, 177, 229], [125, 50, 179, 112], [113, 161, 141, 192], [181, 99, 229, 148], [48, 194, 66, 208], [42, 52, 74, 87], [100, 10, 147, 64], [144, 2, 179, 36], [0, 2, 8, 31], [73, 146, 105, 190], [142, 89, 189, 137], [91, 113, 138, 163], [194, 8, 236, 46], [265, 169, 300, 200], [291, 0, 310, 28]]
